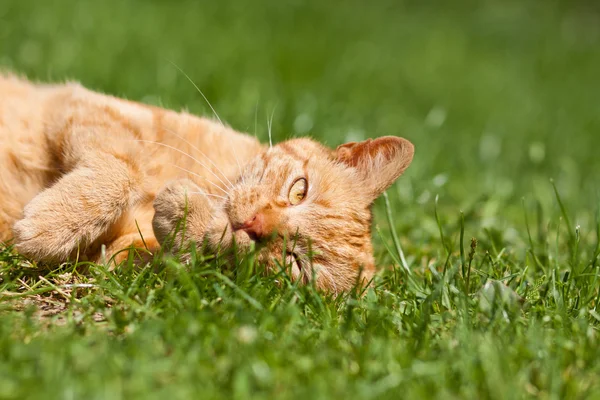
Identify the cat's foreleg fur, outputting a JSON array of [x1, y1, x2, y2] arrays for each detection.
[[11, 102, 151, 263], [12, 151, 147, 262]]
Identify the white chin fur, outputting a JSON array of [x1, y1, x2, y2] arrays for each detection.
[[285, 254, 303, 282]]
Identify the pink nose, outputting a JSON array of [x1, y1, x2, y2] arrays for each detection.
[[237, 213, 266, 240]]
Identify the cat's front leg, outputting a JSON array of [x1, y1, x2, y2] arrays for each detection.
[[13, 152, 146, 263]]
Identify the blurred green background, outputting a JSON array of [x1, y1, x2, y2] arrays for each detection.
[[2, 0, 600, 398], [3, 0, 599, 254], [2, 0, 599, 209]]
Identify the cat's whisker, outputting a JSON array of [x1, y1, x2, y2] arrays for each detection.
[[187, 191, 228, 201], [229, 138, 245, 186], [169, 62, 248, 187], [169, 61, 223, 126], [133, 139, 233, 190], [254, 100, 259, 139], [169, 164, 229, 195], [161, 126, 235, 189], [267, 107, 276, 149]]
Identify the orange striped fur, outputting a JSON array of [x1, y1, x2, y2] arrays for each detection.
[[0, 73, 414, 292]]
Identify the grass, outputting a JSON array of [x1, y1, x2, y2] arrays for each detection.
[[1, 0, 600, 398]]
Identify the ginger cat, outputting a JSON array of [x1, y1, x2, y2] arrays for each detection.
[[0, 73, 414, 292]]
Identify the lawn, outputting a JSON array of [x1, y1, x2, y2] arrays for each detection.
[[1, 0, 600, 398]]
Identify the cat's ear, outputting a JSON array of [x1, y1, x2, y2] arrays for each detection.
[[335, 136, 414, 200]]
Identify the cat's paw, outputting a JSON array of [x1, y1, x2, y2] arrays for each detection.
[[152, 179, 217, 247], [13, 193, 81, 262]]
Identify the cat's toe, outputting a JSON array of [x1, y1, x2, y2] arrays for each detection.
[[12, 217, 76, 263]]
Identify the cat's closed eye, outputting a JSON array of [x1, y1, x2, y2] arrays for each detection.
[[288, 178, 308, 205]]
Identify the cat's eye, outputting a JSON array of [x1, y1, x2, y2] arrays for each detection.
[[288, 178, 308, 205]]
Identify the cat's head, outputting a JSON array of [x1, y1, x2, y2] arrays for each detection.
[[205, 136, 414, 293]]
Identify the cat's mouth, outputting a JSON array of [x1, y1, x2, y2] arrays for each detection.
[[229, 227, 305, 282], [224, 217, 306, 282]]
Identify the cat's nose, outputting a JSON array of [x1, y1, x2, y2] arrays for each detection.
[[238, 213, 267, 241]]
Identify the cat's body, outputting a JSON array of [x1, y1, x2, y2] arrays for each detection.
[[0, 73, 414, 292], [0, 74, 262, 260]]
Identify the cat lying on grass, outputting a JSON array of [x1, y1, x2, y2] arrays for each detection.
[[0, 73, 414, 292]]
